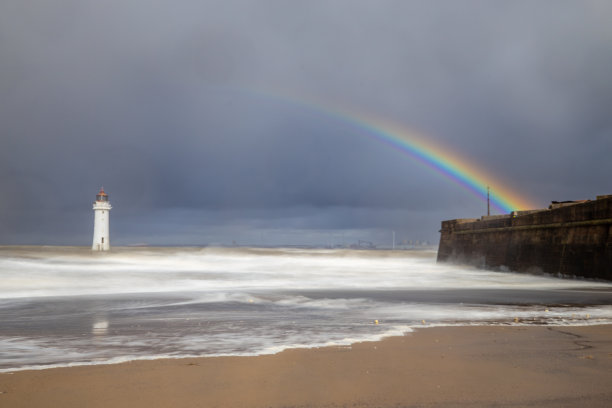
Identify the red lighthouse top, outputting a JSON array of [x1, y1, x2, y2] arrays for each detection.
[[96, 187, 108, 202]]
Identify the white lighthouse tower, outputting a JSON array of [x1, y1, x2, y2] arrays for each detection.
[[92, 187, 112, 251]]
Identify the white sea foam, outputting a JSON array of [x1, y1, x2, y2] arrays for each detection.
[[1, 247, 610, 299], [1, 247, 611, 372]]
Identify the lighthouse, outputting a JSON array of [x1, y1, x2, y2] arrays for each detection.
[[92, 187, 112, 251]]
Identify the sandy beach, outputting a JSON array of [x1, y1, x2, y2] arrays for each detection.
[[1, 325, 611, 407]]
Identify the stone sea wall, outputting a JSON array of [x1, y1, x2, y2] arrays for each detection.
[[437, 195, 612, 280]]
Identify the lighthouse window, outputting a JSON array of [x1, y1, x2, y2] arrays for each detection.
[[102, 238, 104, 243], [102, 211, 104, 214]]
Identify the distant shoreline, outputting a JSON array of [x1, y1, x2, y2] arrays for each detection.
[[0, 244, 439, 251], [0, 245, 439, 257]]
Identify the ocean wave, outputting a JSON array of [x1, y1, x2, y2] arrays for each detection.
[[1, 247, 611, 372]]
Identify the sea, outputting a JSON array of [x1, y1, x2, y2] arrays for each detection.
[[1, 246, 612, 372]]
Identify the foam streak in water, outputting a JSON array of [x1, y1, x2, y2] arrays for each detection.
[[1, 247, 611, 372]]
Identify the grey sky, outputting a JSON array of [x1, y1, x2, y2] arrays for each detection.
[[1, 1, 611, 246]]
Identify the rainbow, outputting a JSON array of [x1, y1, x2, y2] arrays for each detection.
[[242, 89, 537, 213], [325, 109, 537, 213]]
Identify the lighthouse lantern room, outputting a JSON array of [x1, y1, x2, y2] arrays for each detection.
[[92, 187, 112, 251]]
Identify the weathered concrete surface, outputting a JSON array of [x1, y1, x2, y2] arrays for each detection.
[[437, 195, 612, 280]]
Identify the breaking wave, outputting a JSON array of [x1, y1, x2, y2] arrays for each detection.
[[1, 246, 611, 372]]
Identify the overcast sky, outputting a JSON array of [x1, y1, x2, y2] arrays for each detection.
[[1, 0, 611, 246]]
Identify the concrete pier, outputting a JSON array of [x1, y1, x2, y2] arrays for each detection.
[[437, 195, 612, 280]]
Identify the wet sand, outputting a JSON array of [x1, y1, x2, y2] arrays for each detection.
[[1, 325, 611, 407]]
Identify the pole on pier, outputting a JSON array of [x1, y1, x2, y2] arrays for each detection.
[[487, 186, 490, 216]]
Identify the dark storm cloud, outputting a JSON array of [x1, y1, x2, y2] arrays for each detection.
[[1, 0, 611, 245]]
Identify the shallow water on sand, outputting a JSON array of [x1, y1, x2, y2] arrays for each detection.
[[1, 246, 611, 371]]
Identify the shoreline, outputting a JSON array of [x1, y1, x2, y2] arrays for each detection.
[[2, 321, 611, 374], [2, 324, 611, 407]]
